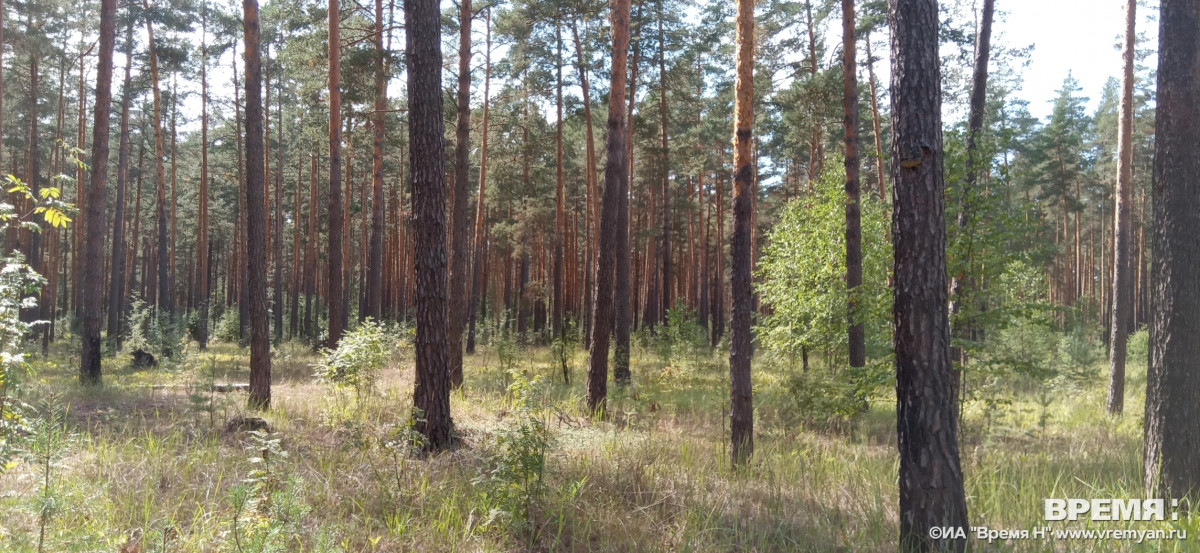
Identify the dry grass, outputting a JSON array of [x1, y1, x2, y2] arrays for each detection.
[[0, 337, 1193, 552]]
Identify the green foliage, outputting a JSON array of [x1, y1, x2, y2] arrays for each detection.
[[756, 160, 893, 367], [123, 298, 184, 364], [476, 371, 552, 546], [25, 395, 75, 553], [315, 319, 410, 422], [647, 304, 713, 372], [0, 254, 43, 474], [1126, 327, 1149, 362], [550, 318, 579, 384], [227, 431, 310, 553], [780, 366, 872, 430], [213, 309, 242, 345]]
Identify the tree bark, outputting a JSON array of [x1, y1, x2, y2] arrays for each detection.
[[865, 31, 887, 200], [587, 0, 631, 414], [842, 0, 864, 369], [365, 0, 388, 322], [729, 0, 755, 466], [80, 0, 116, 385], [658, 1, 671, 320], [107, 21, 134, 351], [1107, 0, 1135, 416], [1144, 0, 1200, 501], [889, 0, 969, 549], [197, 8, 211, 348], [244, 0, 272, 410], [407, 0, 454, 450], [448, 0, 472, 388], [327, 0, 346, 348], [142, 0, 172, 318], [467, 8, 492, 355]]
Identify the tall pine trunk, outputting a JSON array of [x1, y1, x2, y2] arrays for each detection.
[[244, 0, 272, 410], [448, 0, 472, 387], [80, 0, 116, 385], [107, 21, 134, 351], [466, 8, 492, 355], [407, 0, 453, 450], [842, 0, 864, 368], [1144, 0, 1200, 502], [365, 0, 387, 321], [889, 0, 969, 549], [197, 7, 211, 348], [729, 0, 755, 466], [327, 0, 346, 348], [587, 0, 631, 414], [143, 0, 172, 318], [1106, 0, 1135, 416]]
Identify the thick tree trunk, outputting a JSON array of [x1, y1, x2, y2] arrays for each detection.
[[327, 0, 346, 348], [1144, 0, 1200, 501], [244, 0, 272, 410], [80, 0, 116, 385], [1107, 0, 1135, 416], [407, 0, 454, 450], [448, 0, 472, 388], [889, 0, 969, 549], [729, 0, 755, 466], [843, 0, 864, 368], [587, 0, 631, 414]]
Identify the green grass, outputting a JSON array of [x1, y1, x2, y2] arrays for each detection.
[[0, 335, 1194, 552]]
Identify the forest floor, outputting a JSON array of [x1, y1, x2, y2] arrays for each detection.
[[0, 336, 1191, 552]]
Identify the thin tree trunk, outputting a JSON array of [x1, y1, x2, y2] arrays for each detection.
[[865, 31, 887, 200], [448, 0, 472, 387], [108, 21, 134, 351], [658, 1, 671, 320], [327, 0, 346, 348], [553, 20, 565, 347], [1107, 0, 1135, 416], [142, 0, 172, 317], [365, 0, 388, 322], [197, 8, 211, 348], [467, 8, 491, 355]]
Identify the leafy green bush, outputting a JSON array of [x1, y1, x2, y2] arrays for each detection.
[[315, 319, 408, 421], [755, 160, 893, 368]]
